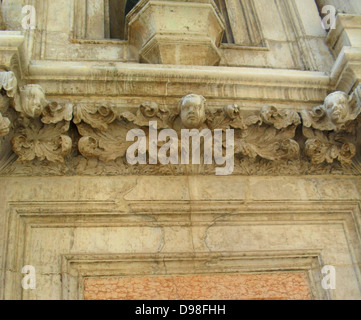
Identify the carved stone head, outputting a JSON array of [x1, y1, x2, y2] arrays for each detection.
[[179, 94, 206, 129], [19, 85, 47, 118], [324, 91, 350, 125]]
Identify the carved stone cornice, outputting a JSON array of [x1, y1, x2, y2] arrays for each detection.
[[27, 62, 330, 104], [0, 69, 360, 176]]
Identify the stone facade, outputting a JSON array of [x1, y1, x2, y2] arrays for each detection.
[[0, 0, 360, 300]]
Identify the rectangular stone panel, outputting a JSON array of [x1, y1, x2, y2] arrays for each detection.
[[84, 272, 312, 300]]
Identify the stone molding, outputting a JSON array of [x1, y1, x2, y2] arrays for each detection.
[[62, 251, 324, 300], [26, 61, 330, 103], [3, 199, 361, 299]]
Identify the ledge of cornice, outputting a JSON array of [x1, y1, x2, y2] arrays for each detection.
[[26, 60, 330, 83], [0, 31, 24, 46], [23, 61, 331, 106]]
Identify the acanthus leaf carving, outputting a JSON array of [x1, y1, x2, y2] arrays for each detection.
[[206, 104, 261, 131], [12, 120, 72, 163], [234, 125, 300, 161], [42, 102, 73, 124], [121, 102, 177, 129], [205, 108, 233, 130], [261, 105, 301, 129], [207, 104, 301, 162], [0, 72, 359, 174], [77, 121, 135, 162], [73, 103, 120, 130], [301, 85, 360, 166], [303, 127, 356, 166]]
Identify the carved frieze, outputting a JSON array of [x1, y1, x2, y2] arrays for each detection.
[[0, 68, 360, 175], [121, 101, 177, 129]]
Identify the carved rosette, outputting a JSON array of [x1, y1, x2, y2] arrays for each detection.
[[1, 67, 360, 173]]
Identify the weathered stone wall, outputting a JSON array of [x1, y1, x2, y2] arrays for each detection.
[[0, 0, 360, 300], [1, 175, 361, 299]]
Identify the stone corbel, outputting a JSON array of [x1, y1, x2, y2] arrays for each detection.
[[0, 71, 74, 163], [301, 85, 361, 166], [301, 87, 361, 132], [11, 97, 74, 163]]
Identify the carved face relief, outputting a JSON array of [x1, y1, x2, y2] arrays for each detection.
[[179, 94, 206, 129], [19, 85, 47, 118], [324, 91, 349, 125]]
